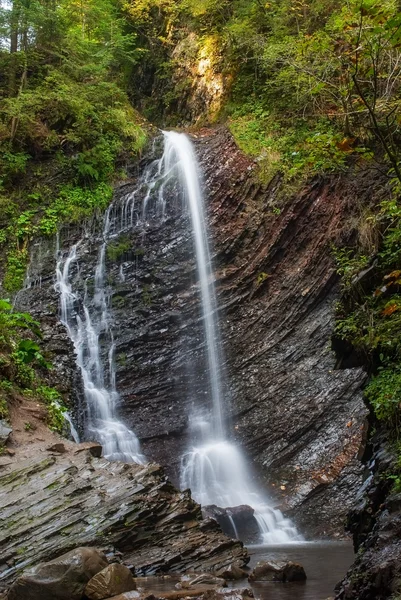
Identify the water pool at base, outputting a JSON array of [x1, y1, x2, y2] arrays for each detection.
[[246, 541, 354, 600]]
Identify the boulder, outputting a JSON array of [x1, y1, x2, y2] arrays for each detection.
[[7, 547, 108, 600], [248, 560, 306, 583], [0, 420, 12, 446], [215, 564, 247, 581], [202, 505, 259, 543], [85, 563, 136, 600]]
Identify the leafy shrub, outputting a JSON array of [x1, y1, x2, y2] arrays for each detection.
[[365, 367, 401, 428], [36, 385, 68, 433]]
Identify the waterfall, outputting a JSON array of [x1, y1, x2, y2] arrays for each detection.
[[154, 132, 302, 544], [55, 232, 145, 465], [55, 130, 301, 544]]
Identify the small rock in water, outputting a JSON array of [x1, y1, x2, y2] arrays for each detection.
[[85, 563, 136, 599], [248, 560, 306, 583], [100, 593, 140, 600], [7, 546, 108, 600], [188, 574, 227, 587], [215, 564, 247, 580], [202, 588, 254, 600]]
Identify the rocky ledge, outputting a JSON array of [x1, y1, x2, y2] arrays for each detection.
[[0, 446, 248, 592], [335, 432, 401, 599]]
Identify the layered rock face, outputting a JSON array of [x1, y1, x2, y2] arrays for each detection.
[[196, 129, 371, 536], [16, 127, 371, 538], [335, 433, 401, 599], [0, 447, 247, 591]]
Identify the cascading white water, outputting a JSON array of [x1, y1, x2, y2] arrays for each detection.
[[160, 131, 224, 437], [155, 132, 302, 544], [55, 232, 145, 464], [54, 130, 301, 544]]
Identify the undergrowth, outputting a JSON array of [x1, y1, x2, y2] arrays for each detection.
[[333, 188, 401, 487], [0, 299, 67, 433]]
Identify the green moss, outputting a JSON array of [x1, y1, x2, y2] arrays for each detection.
[[3, 248, 29, 294], [107, 235, 131, 261]]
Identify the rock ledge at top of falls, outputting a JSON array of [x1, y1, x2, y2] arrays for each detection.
[[0, 447, 248, 591]]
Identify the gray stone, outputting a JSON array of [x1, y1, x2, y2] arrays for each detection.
[[202, 588, 254, 600], [7, 547, 108, 600], [0, 420, 11, 446], [188, 574, 226, 587]]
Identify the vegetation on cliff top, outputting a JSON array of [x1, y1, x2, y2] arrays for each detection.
[[0, 0, 148, 293]]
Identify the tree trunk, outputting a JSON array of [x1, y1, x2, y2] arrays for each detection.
[[8, 0, 21, 96]]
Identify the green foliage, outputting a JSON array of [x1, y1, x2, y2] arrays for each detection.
[[256, 272, 270, 286], [334, 193, 401, 447], [332, 246, 370, 289], [3, 249, 29, 294], [0, 395, 9, 420], [365, 367, 401, 427], [0, 299, 45, 387], [0, 0, 148, 295], [36, 385, 67, 433], [0, 299, 67, 432], [107, 235, 131, 261]]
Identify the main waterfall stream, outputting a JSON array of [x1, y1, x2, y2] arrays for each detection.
[[56, 130, 301, 544]]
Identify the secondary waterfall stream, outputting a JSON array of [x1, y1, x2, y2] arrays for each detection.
[[55, 130, 301, 544]]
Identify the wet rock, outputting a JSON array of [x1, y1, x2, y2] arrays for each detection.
[[74, 442, 103, 458], [127, 589, 253, 600], [15, 127, 376, 537], [202, 588, 254, 600], [215, 564, 247, 580], [335, 432, 401, 599], [7, 547, 108, 600], [202, 506, 259, 543], [0, 420, 11, 446], [248, 560, 306, 582], [85, 563, 135, 600], [187, 574, 226, 587], [102, 593, 140, 600], [0, 451, 248, 591]]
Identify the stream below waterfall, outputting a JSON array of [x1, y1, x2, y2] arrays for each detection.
[[248, 542, 353, 599], [123, 542, 353, 600]]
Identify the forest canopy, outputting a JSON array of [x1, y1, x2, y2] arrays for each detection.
[[1, 0, 401, 288]]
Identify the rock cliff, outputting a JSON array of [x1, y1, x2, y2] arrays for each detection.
[[15, 127, 373, 539]]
